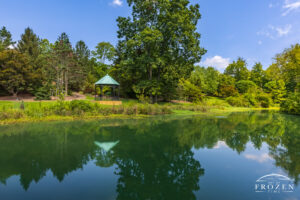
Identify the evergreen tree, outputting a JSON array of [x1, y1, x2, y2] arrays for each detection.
[[0, 26, 15, 51], [17, 27, 44, 93], [18, 27, 41, 59], [0, 50, 32, 96]]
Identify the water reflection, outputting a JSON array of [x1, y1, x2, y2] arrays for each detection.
[[0, 111, 299, 199]]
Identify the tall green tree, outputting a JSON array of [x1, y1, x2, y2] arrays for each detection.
[[190, 66, 220, 96], [218, 74, 238, 97], [93, 42, 115, 64], [265, 80, 286, 103], [0, 26, 15, 51], [17, 27, 44, 93], [225, 57, 249, 81], [271, 44, 300, 92], [114, 0, 206, 102], [0, 50, 32, 96], [250, 62, 266, 88], [72, 40, 91, 91], [17, 27, 41, 59], [53, 33, 74, 95]]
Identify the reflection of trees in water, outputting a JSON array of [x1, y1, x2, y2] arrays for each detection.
[[115, 149, 203, 200], [0, 112, 299, 189], [111, 121, 204, 200]]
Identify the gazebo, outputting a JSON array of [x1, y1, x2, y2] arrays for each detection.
[[95, 74, 120, 100]]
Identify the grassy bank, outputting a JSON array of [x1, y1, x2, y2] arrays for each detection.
[[0, 97, 280, 125]]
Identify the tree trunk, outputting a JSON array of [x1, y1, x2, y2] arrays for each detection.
[[149, 65, 153, 104], [65, 69, 68, 96], [155, 67, 160, 103], [12, 91, 17, 98]]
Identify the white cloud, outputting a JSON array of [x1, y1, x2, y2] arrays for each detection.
[[257, 24, 292, 39], [111, 0, 123, 6], [213, 141, 228, 149], [201, 55, 230, 72], [258, 40, 262, 45], [275, 24, 292, 36], [244, 153, 273, 163], [282, 0, 300, 16]]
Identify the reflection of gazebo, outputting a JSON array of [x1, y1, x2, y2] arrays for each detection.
[[95, 74, 120, 100]]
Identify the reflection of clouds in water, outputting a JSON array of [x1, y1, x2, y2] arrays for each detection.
[[244, 153, 273, 163], [213, 141, 228, 149]]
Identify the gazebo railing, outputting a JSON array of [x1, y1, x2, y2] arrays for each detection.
[[95, 95, 120, 101]]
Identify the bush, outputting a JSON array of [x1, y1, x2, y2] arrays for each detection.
[[226, 96, 250, 107], [0, 110, 24, 120], [178, 79, 203, 102], [236, 80, 257, 94], [69, 100, 93, 114], [34, 86, 51, 100], [256, 94, 272, 108], [244, 93, 258, 107], [280, 93, 300, 115]]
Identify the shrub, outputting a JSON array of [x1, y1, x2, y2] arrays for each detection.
[[0, 110, 24, 120], [236, 80, 257, 94], [34, 86, 51, 100], [256, 94, 272, 108], [226, 96, 250, 107], [243, 93, 258, 107], [178, 79, 203, 102], [69, 100, 93, 113]]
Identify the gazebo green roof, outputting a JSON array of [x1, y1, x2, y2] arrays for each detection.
[[95, 74, 120, 86]]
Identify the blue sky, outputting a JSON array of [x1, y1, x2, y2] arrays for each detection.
[[0, 0, 299, 71]]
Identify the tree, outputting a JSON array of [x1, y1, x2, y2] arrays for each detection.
[[225, 57, 250, 81], [236, 80, 257, 94], [17, 27, 45, 93], [250, 62, 266, 88], [0, 50, 32, 96], [178, 79, 202, 102], [264, 80, 286, 103], [53, 33, 74, 95], [18, 27, 41, 59], [0, 26, 15, 51], [190, 66, 219, 96], [92, 42, 115, 64], [271, 44, 300, 93], [114, 0, 206, 102], [265, 63, 282, 82], [218, 74, 238, 97], [0, 27, 15, 51], [72, 40, 91, 91]]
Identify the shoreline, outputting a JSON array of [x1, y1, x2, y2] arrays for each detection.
[[0, 107, 280, 126]]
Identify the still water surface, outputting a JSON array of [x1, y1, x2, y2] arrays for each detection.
[[0, 111, 300, 200]]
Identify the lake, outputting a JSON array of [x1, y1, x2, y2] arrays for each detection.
[[0, 111, 299, 200]]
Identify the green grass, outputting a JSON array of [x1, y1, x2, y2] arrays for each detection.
[[0, 98, 279, 125]]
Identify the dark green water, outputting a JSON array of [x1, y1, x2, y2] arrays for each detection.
[[0, 111, 300, 200]]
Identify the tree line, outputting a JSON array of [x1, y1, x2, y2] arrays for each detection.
[[0, 26, 115, 99], [0, 0, 299, 113]]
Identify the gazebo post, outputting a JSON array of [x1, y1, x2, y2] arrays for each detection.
[[100, 86, 103, 100], [118, 86, 120, 100], [95, 85, 97, 100]]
